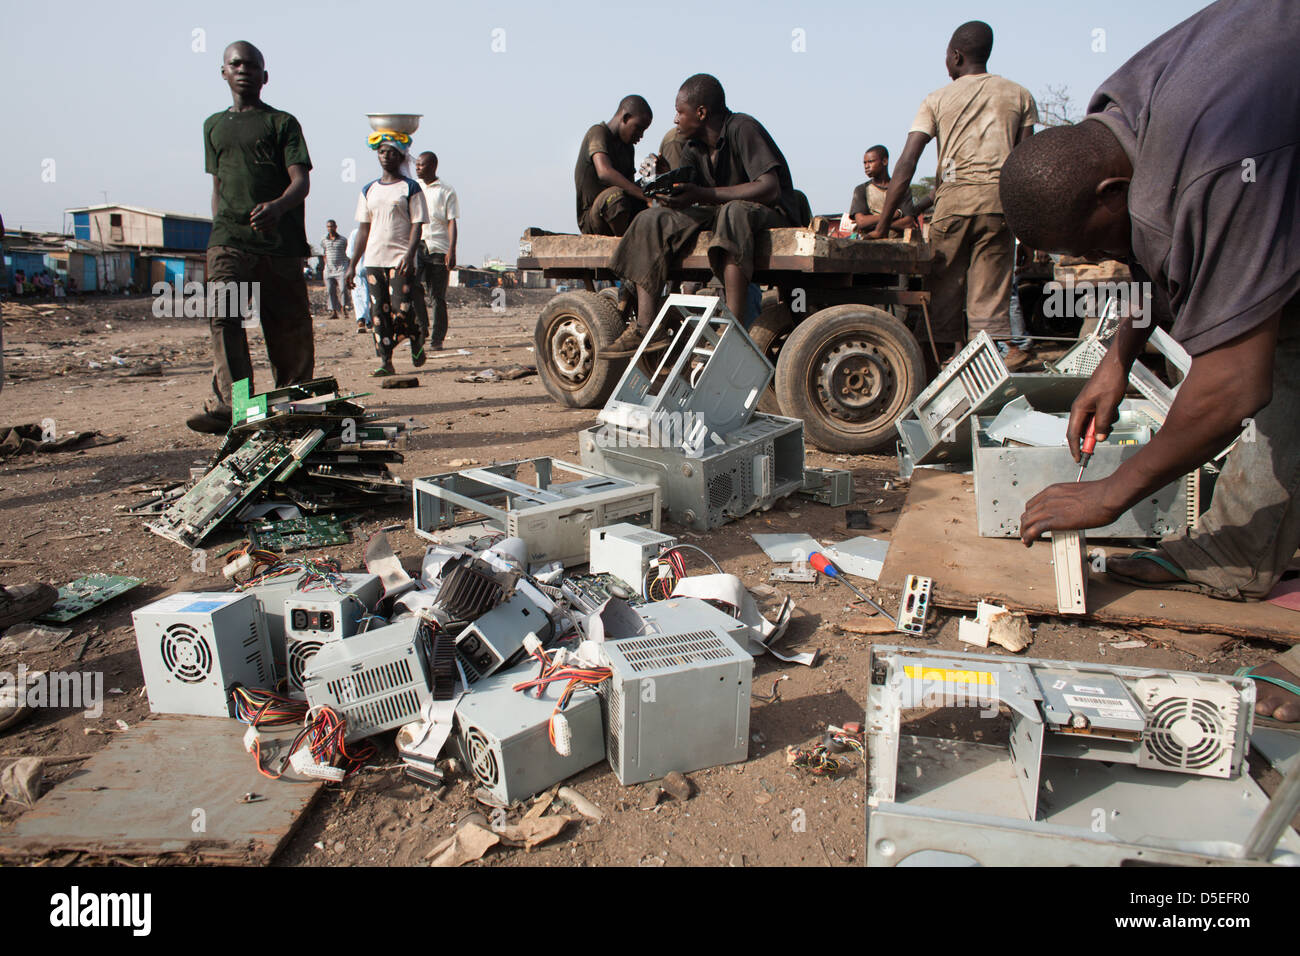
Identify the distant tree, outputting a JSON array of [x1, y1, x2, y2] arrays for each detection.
[[911, 176, 937, 203], [1037, 84, 1081, 127]]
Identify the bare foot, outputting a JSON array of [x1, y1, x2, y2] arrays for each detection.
[[1249, 660, 1300, 722], [1107, 554, 1183, 585]]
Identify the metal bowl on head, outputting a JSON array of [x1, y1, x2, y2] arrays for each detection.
[[366, 113, 422, 134]]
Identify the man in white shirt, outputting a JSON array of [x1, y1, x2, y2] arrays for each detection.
[[320, 219, 349, 318], [414, 151, 459, 350]]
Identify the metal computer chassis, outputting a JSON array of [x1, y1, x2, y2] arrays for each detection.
[[579, 413, 805, 531], [412, 457, 661, 567]]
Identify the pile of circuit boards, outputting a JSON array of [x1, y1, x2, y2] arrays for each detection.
[[145, 377, 411, 549]]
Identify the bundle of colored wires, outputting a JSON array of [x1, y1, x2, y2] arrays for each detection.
[[293, 706, 375, 777], [231, 685, 309, 727], [512, 645, 612, 751], [787, 732, 863, 777], [641, 543, 722, 601], [232, 553, 342, 590]]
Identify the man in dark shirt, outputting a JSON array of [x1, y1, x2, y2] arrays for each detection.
[[1000, 0, 1299, 720], [191, 40, 314, 434], [575, 96, 653, 236], [608, 74, 803, 353]]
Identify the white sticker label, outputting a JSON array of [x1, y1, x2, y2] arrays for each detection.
[[1063, 693, 1139, 719]]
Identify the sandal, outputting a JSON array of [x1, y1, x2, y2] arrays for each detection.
[[1235, 665, 1300, 698], [371, 366, 394, 378], [1104, 551, 1229, 597]]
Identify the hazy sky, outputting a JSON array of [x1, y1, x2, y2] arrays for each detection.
[[2, 0, 1208, 264]]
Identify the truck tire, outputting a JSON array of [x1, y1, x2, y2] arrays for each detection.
[[775, 304, 925, 454], [535, 291, 629, 408], [748, 300, 795, 414]]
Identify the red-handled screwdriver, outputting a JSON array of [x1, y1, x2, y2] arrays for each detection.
[[1076, 416, 1098, 481], [809, 552, 894, 618]]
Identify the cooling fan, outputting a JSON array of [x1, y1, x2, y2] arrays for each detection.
[[463, 727, 501, 790], [160, 623, 213, 684], [287, 639, 324, 692], [1135, 675, 1251, 778]]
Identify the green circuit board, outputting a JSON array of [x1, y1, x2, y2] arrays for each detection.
[[35, 574, 145, 623]]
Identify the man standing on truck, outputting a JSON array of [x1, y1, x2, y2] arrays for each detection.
[[607, 73, 805, 354], [849, 145, 927, 235], [1001, 0, 1299, 721], [869, 21, 1037, 370], [191, 40, 314, 435], [576, 96, 653, 237]]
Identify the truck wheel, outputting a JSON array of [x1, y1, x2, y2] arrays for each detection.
[[535, 291, 628, 408], [775, 304, 925, 453], [748, 300, 795, 414]]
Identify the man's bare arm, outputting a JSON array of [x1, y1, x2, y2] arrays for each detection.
[[869, 132, 930, 238], [676, 170, 779, 207], [447, 219, 458, 271], [1020, 313, 1280, 542], [592, 152, 647, 202]]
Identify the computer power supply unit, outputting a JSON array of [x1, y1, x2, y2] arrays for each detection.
[[133, 591, 274, 717], [580, 413, 805, 531], [454, 593, 553, 684], [589, 523, 677, 592], [597, 626, 753, 784], [301, 618, 431, 742], [455, 664, 605, 805], [282, 572, 384, 693], [240, 575, 304, 681]]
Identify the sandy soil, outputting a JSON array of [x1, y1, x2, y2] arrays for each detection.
[[0, 286, 1287, 867]]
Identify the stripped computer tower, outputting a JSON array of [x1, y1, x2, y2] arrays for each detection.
[[579, 413, 805, 531], [454, 593, 553, 684], [455, 664, 605, 804], [133, 591, 274, 717], [301, 618, 432, 742], [597, 626, 753, 784], [283, 572, 384, 693]]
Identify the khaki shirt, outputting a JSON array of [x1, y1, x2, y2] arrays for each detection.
[[910, 73, 1037, 218]]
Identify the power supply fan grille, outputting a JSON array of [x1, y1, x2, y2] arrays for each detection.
[[288, 640, 324, 691], [429, 630, 457, 700], [464, 727, 500, 788], [160, 624, 213, 683], [613, 630, 734, 672], [1143, 695, 1228, 771]]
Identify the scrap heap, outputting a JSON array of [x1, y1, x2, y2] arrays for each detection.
[[141, 377, 410, 550]]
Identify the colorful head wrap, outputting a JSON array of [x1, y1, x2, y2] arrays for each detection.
[[368, 130, 412, 154]]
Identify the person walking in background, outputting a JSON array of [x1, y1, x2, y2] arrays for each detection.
[[320, 219, 349, 318], [344, 130, 428, 376], [347, 224, 371, 332], [413, 151, 459, 350]]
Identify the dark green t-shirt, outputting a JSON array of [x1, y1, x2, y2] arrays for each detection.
[[204, 103, 312, 257], [574, 122, 634, 228]]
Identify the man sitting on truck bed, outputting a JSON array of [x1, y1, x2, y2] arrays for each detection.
[[575, 95, 653, 237], [850, 145, 926, 235], [607, 73, 806, 354]]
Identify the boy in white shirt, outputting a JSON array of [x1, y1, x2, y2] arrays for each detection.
[[344, 132, 429, 375]]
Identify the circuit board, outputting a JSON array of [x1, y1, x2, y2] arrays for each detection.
[[147, 431, 296, 549], [35, 574, 144, 623], [248, 515, 351, 552], [560, 572, 645, 616]]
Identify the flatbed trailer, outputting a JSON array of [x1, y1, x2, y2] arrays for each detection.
[[520, 226, 936, 453]]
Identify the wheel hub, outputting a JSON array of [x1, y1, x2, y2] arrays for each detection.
[[551, 316, 593, 385], [817, 340, 895, 422]]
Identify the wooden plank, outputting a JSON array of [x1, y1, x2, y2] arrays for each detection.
[[519, 228, 932, 276], [877, 469, 1300, 643], [0, 715, 322, 863]]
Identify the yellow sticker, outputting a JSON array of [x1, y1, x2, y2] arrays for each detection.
[[903, 665, 996, 686]]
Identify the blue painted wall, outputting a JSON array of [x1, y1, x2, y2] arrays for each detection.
[[73, 212, 91, 240], [161, 217, 211, 251]]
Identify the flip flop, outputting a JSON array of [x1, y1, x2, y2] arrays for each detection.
[[371, 366, 394, 378], [1104, 550, 1230, 597], [1235, 665, 1300, 698]]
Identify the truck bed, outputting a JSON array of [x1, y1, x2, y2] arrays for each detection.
[[517, 227, 933, 278]]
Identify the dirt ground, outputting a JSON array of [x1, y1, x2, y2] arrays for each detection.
[[0, 286, 1290, 867]]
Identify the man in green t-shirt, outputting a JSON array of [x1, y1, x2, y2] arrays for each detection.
[[191, 40, 314, 434], [574, 95, 652, 236]]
